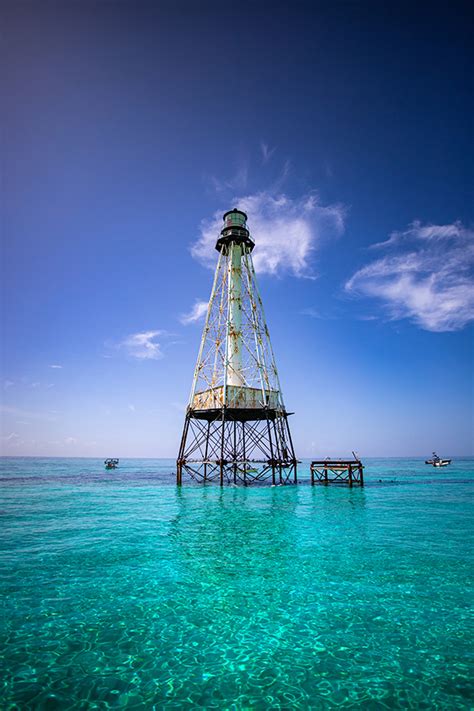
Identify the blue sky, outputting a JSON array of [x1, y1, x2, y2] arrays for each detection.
[[1, 1, 473, 457]]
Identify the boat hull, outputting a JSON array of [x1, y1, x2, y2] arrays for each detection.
[[425, 455, 451, 466]]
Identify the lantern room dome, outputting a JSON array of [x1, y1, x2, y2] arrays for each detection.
[[222, 208, 247, 228], [217, 208, 254, 253]]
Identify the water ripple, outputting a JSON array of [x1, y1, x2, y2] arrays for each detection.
[[0, 457, 473, 708]]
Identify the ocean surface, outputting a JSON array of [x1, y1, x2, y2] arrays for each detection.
[[1, 457, 473, 709]]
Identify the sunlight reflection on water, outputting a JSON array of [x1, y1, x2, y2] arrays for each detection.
[[1, 457, 473, 708]]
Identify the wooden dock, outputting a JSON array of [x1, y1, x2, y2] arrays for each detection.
[[310, 459, 364, 486]]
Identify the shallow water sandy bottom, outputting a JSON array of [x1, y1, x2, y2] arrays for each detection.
[[1, 457, 473, 709]]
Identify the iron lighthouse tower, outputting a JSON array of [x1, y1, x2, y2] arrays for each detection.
[[177, 209, 297, 485]]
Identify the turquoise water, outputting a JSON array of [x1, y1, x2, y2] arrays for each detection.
[[1, 457, 473, 709]]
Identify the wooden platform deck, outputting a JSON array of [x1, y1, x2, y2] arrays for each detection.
[[310, 459, 364, 486]]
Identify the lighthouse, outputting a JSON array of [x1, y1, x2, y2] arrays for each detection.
[[177, 209, 297, 485]]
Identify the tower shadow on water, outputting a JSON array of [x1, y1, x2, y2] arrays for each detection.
[[177, 209, 297, 485]]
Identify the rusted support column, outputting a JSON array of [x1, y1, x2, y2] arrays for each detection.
[[284, 414, 297, 483], [242, 421, 247, 485], [324, 463, 328, 485], [265, 411, 276, 485], [233, 419, 237, 484], [360, 463, 364, 486], [274, 421, 282, 484], [348, 464, 353, 487], [220, 411, 225, 486], [203, 420, 211, 481], [176, 412, 191, 485]]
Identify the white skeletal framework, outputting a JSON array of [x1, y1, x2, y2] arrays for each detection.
[[189, 243, 285, 412], [177, 209, 297, 485]]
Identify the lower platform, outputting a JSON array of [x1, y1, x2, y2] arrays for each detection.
[[187, 407, 294, 422], [310, 460, 364, 486], [177, 408, 297, 485], [179, 460, 297, 485]]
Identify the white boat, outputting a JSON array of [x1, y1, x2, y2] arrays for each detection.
[[425, 452, 451, 467]]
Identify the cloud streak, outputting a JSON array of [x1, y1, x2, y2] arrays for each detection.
[[0, 405, 57, 422], [191, 191, 346, 278], [261, 142, 276, 164], [207, 164, 249, 194], [346, 221, 474, 332], [180, 300, 208, 325], [300, 307, 321, 318], [118, 330, 164, 360]]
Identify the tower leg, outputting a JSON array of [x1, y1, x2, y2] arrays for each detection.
[[283, 413, 298, 483], [242, 421, 247, 485], [233, 419, 237, 484], [177, 410, 296, 485], [176, 412, 191, 485], [203, 420, 211, 481], [265, 412, 276, 485], [220, 411, 225, 486], [275, 421, 283, 484]]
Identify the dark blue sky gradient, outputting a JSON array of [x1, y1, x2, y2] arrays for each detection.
[[2, 1, 473, 456]]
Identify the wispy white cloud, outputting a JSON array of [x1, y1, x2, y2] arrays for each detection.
[[345, 221, 474, 332], [118, 330, 164, 360], [128, 404, 136, 412], [6, 378, 54, 391], [207, 164, 249, 193], [300, 306, 339, 320], [268, 160, 292, 194], [324, 161, 334, 179], [49, 364, 63, 369], [27, 380, 54, 390], [261, 142, 276, 164], [0, 432, 23, 450], [0, 405, 57, 422], [180, 300, 208, 325], [300, 307, 321, 318], [370, 220, 467, 249], [356, 314, 378, 321], [191, 191, 346, 278]]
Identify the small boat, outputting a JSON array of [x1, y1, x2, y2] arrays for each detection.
[[425, 452, 451, 467], [104, 458, 119, 470]]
